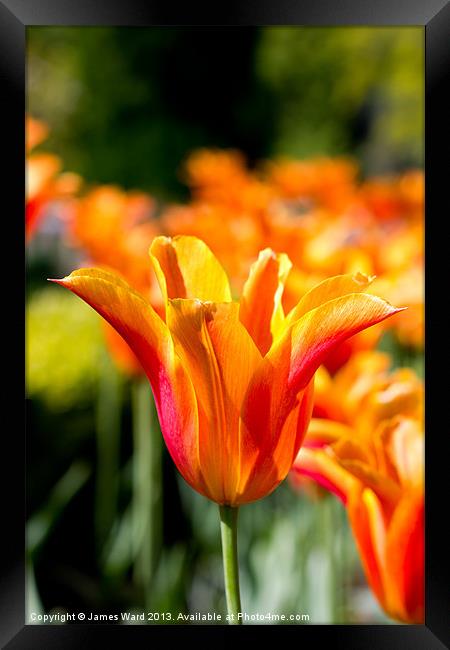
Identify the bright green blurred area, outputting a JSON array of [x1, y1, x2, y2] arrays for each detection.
[[26, 288, 102, 411], [257, 27, 423, 166], [26, 27, 422, 625]]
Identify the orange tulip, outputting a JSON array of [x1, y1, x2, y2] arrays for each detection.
[[26, 116, 80, 240], [51, 237, 402, 505], [266, 157, 358, 212], [369, 266, 424, 349], [26, 153, 62, 238], [69, 185, 160, 375], [312, 350, 423, 426], [359, 170, 424, 224], [183, 149, 274, 213], [183, 149, 249, 204], [162, 149, 423, 360], [27, 115, 49, 152], [293, 360, 424, 623], [163, 201, 263, 293], [70, 186, 157, 296]]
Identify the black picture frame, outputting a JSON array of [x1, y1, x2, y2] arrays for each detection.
[[3, 0, 448, 647]]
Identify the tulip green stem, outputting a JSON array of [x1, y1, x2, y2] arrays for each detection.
[[219, 505, 242, 624]]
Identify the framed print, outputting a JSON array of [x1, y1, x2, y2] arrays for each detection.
[[2, 0, 448, 647]]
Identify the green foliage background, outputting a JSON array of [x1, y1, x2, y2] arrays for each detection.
[[28, 27, 423, 200]]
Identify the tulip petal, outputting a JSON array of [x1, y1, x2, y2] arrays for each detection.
[[347, 487, 388, 610], [50, 268, 205, 495], [150, 235, 232, 306], [292, 446, 358, 503], [271, 293, 402, 399], [166, 298, 262, 504], [332, 437, 371, 465], [241, 293, 404, 494], [386, 418, 424, 489], [337, 458, 402, 505], [237, 378, 315, 503], [27, 153, 61, 201], [385, 490, 424, 623], [284, 271, 375, 328], [239, 248, 292, 354], [303, 418, 353, 447], [102, 321, 143, 375]]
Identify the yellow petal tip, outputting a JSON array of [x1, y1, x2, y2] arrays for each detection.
[[353, 271, 376, 285]]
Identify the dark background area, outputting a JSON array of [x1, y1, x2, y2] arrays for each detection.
[[28, 27, 423, 199]]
